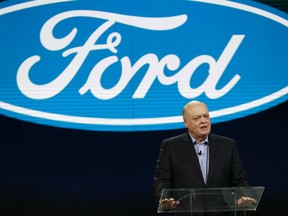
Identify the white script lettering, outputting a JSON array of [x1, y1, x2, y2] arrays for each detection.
[[16, 10, 242, 100]]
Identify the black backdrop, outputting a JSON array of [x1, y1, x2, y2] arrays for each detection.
[[1, 1, 287, 216], [1, 101, 287, 216]]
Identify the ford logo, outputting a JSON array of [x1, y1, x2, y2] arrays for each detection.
[[0, 0, 287, 131]]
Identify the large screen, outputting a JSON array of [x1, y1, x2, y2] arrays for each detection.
[[0, 1, 287, 216]]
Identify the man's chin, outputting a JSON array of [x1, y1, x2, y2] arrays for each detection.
[[200, 131, 210, 136]]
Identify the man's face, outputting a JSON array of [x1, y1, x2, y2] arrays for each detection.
[[184, 103, 211, 142]]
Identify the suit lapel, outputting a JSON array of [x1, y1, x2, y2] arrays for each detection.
[[181, 132, 205, 185], [206, 134, 221, 185]]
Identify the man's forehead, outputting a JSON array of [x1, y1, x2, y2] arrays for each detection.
[[191, 111, 209, 117]]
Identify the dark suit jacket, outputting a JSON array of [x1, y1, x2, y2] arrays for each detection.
[[153, 131, 249, 204]]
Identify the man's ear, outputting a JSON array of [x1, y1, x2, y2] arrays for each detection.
[[183, 120, 188, 128]]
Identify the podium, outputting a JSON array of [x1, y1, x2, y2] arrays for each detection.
[[158, 186, 264, 216]]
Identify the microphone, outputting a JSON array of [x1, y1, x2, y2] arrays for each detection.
[[198, 150, 202, 156]]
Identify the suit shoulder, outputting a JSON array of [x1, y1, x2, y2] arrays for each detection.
[[209, 133, 236, 143], [162, 133, 187, 145], [163, 133, 185, 141]]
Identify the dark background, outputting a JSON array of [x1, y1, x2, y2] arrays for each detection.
[[1, 1, 287, 216], [2, 100, 288, 216]]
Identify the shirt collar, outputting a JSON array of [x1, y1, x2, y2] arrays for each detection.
[[189, 134, 209, 145]]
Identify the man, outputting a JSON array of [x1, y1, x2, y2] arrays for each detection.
[[153, 100, 256, 214]]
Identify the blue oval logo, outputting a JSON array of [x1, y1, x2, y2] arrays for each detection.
[[0, 0, 287, 131]]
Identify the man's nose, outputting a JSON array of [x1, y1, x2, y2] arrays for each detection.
[[200, 116, 205, 122]]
